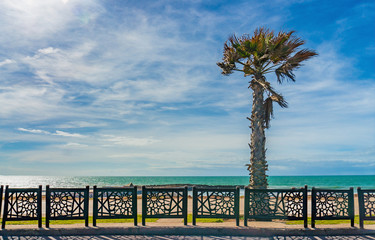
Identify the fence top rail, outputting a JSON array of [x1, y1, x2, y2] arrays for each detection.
[[142, 186, 187, 191], [357, 188, 375, 192], [312, 187, 353, 192], [193, 186, 240, 190], [244, 188, 306, 192], [6, 187, 41, 192], [94, 186, 137, 190], [47, 187, 89, 191]]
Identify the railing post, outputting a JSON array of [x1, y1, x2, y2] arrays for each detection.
[[235, 186, 240, 226], [46, 185, 50, 228], [142, 186, 146, 226], [133, 186, 138, 226], [244, 186, 249, 226], [85, 186, 89, 227], [311, 187, 316, 228], [303, 185, 308, 228], [0, 185, 3, 221], [1, 185, 9, 229], [93, 185, 98, 227], [357, 187, 364, 229], [349, 187, 354, 227], [38, 185, 42, 228], [183, 186, 188, 225], [192, 186, 197, 225]]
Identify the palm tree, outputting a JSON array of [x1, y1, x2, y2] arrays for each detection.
[[217, 28, 317, 189]]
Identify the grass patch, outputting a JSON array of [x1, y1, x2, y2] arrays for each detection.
[[1, 215, 157, 225], [286, 216, 375, 225], [186, 214, 224, 223]]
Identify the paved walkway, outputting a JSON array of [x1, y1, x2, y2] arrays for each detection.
[[2, 235, 375, 240]]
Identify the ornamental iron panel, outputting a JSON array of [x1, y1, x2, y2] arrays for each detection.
[[46, 185, 89, 227], [311, 187, 354, 228], [192, 186, 240, 226], [244, 186, 308, 228], [93, 186, 138, 226], [358, 187, 375, 228], [142, 186, 188, 225], [1, 185, 42, 229]]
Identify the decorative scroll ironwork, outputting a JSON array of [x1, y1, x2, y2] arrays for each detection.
[[358, 188, 375, 228], [142, 186, 188, 225], [244, 186, 308, 228], [46, 185, 89, 227], [311, 187, 354, 228], [192, 186, 240, 226], [1, 185, 42, 229], [93, 186, 138, 226]]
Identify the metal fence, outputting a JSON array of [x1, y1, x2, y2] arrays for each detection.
[[311, 187, 354, 228], [244, 186, 308, 227], [1, 185, 374, 228], [93, 186, 138, 226], [192, 186, 240, 226], [357, 187, 375, 229], [1, 185, 42, 229], [142, 186, 188, 226], [45, 185, 90, 227]]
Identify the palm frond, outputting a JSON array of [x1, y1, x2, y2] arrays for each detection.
[[264, 97, 273, 128], [275, 49, 318, 83]]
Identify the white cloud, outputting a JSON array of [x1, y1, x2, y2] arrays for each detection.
[[54, 130, 85, 138], [17, 128, 50, 135], [38, 47, 60, 55], [103, 135, 159, 146], [0, 59, 15, 67]]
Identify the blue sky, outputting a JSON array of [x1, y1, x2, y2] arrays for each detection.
[[0, 0, 374, 176]]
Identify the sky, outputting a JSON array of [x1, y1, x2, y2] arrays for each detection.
[[0, 0, 374, 176]]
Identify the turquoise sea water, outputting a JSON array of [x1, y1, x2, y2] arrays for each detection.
[[0, 175, 374, 189]]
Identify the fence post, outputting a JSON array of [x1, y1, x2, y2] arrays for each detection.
[[0, 185, 3, 220], [311, 187, 316, 228], [357, 187, 364, 229], [1, 185, 9, 229], [235, 186, 240, 226], [183, 186, 188, 225], [46, 185, 50, 228], [192, 186, 197, 226], [303, 185, 308, 228], [349, 187, 354, 227], [93, 185, 98, 227], [142, 186, 146, 226], [244, 186, 249, 226], [38, 185, 42, 228], [85, 186, 89, 227], [133, 186, 138, 226]]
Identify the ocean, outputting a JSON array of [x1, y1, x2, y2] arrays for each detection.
[[0, 175, 374, 190]]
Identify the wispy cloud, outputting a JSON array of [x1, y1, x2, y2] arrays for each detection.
[[0, 0, 374, 175], [17, 128, 85, 138]]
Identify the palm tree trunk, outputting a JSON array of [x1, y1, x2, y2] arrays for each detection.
[[249, 77, 268, 189]]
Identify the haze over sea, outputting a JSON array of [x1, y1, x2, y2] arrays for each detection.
[[0, 175, 374, 190]]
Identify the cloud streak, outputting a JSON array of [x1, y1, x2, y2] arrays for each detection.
[[0, 0, 374, 176]]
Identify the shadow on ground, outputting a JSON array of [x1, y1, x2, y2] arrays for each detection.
[[2, 236, 375, 240]]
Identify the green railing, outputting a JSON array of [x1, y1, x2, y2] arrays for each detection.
[[357, 187, 375, 229], [93, 186, 138, 226], [142, 186, 188, 226], [192, 186, 240, 226], [311, 187, 354, 228], [1, 185, 373, 228], [0, 185, 3, 219], [1, 185, 42, 229], [244, 186, 308, 227], [45, 185, 89, 228]]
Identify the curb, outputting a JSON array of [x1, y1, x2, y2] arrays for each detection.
[[1, 227, 375, 237]]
